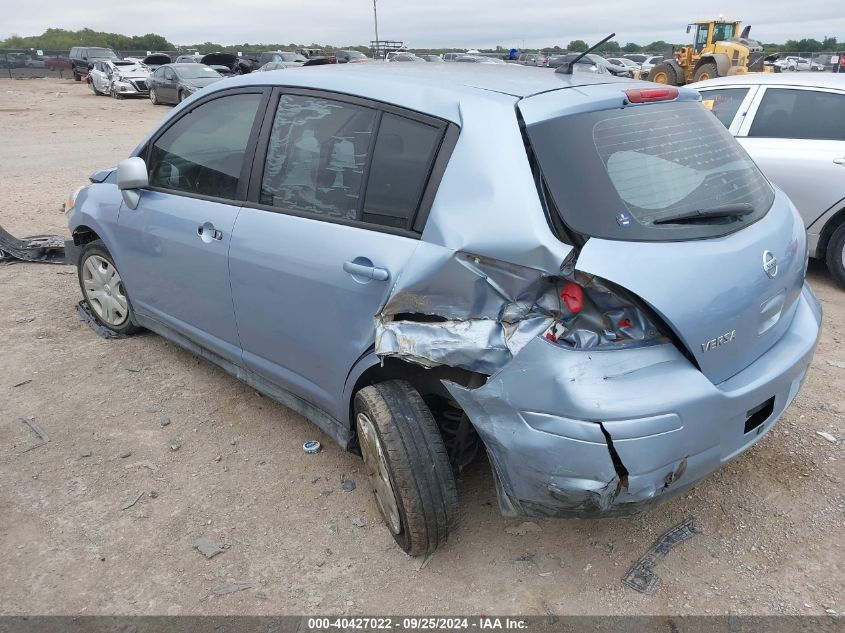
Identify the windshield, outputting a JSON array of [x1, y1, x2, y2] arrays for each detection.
[[528, 101, 774, 241], [89, 48, 117, 59], [712, 22, 736, 43], [176, 65, 222, 79]]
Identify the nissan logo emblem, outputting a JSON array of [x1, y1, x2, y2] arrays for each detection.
[[763, 250, 778, 279]]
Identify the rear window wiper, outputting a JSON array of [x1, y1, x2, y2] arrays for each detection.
[[652, 203, 755, 225]]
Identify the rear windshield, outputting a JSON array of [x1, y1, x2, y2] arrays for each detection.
[[528, 101, 774, 241], [177, 65, 221, 79]]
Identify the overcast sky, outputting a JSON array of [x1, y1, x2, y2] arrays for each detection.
[[4, 1, 844, 47]]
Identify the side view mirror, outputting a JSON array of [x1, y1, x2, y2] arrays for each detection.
[[117, 157, 148, 210]]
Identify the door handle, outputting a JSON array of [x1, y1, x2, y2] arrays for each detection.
[[834, 157, 845, 166], [197, 224, 223, 241], [343, 260, 389, 281]]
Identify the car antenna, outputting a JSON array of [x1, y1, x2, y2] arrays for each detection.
[[557, 32, 616, 74]]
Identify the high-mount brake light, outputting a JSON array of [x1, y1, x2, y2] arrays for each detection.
[[625, 87, 679, 103]]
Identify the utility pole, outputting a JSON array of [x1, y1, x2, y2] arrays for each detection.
[[373, 0, 380, 47]]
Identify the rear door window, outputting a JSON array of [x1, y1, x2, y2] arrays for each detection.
[[748, 88, 845, 140], [699, 87, 749, 128], [259, 94, 445, 231], [148, 92, 263, 200], [259, 95, 378, 220]]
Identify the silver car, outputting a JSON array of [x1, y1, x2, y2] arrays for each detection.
[[64, 64, 821, 556], [88, 60, 150, 99], [694, 73, 845, 286]]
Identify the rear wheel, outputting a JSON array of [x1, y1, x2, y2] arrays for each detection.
[[825, 222, 845, 289], [354, 380, 458, 557], [650, 62, 679, 85], [693, 62, 719, 83], [77, 241, 140, 335], [73, 71, 81, 81]]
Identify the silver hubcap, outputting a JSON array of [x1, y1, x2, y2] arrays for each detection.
[[357, 412, 401, 534], [82, 255, 129, 326]]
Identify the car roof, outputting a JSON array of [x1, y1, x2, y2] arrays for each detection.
[[208, 63, 629, 123], [693, 72, 845, 90], [226, 61, 620, 96]]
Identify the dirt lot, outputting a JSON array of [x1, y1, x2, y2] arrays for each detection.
[[1, 78, 843, 617]]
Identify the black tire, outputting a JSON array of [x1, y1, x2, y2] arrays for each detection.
[[73, 71, 81, 81], [77, 240, 140, 335], [111, 86, 123, 100], [150, 87, 161, 105], [650, 62, 679, 86], [178, 89, 186, 103], [90, 79, 100, 96], [825, 222, 845, 289], [353, 380, 458, 556], [693, 62, 719, 83]]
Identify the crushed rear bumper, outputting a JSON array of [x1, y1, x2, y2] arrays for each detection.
[[445, 284, 822, 518]]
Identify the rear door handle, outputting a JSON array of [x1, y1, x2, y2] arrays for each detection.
[[343, 260, 389, 281], [834, 157, 845, 165]]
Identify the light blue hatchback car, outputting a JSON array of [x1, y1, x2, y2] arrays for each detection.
[[65, 63, 822, 556]]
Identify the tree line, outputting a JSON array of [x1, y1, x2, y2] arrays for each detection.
[[0, 28, 840, 55]]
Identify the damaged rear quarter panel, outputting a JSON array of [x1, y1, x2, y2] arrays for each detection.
[[442, 340, 707, 516]]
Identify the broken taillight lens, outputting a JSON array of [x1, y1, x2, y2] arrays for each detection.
[[542, 276, 665, 349]]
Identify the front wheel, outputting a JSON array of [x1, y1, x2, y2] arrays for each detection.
[[77, 241, 140, 335], [354, 380, 458, 557], [825, 222, 845, 289], [650, 62, 679, 85], [150, 87, 161, 105]]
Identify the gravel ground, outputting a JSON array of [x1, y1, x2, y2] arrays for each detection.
[[1, 78, 843, 617]]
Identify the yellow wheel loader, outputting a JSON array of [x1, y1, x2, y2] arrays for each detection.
[[650, 19, 775, 86]]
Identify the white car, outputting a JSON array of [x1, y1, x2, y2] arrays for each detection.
[[640, 55, 665, 78], [694, 73, 845, 286], [88, 60, 151, 99], [775, 56, 825, 72]]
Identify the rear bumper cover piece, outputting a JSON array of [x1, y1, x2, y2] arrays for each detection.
[[444, 285, 822, 518]]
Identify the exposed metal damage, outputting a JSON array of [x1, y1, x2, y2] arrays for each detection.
[[375, 249, 660, 375], [0, 224, 67, 265]]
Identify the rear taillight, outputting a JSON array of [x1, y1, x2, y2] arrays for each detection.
[[840, 57, 845, 67], [540, 275, 665, 349], [625, 87, 679, 103]]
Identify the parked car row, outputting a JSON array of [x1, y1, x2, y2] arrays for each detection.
[[772, 56, 826, 72]]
